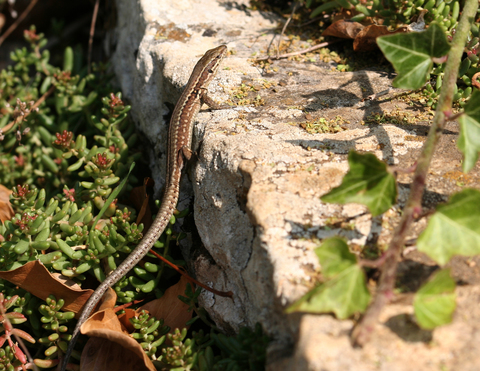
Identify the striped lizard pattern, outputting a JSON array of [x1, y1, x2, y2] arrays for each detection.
[[60, 45, 228, 371]]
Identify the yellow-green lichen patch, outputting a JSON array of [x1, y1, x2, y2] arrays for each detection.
[[361, 107, 433, 126], [226, 80, 275, 106], [297, 116, 349, 134]]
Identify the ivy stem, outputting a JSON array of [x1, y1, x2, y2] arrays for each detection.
[[351, 0, 479, 346]]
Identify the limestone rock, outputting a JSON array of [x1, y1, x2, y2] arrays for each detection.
[[109, 0, 480, 369]]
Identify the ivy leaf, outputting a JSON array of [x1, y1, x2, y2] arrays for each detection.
[[417, 189, 480, 265], [377, 23, 450, 89], [413, 269, 456, 330], [315, 237, 357, 277], [321, 151, 397, 216], [458, 90, 480, 172], [286, 238, 371, 319]]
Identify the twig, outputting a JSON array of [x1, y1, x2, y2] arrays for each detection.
[[366, 88, 392, 101], [148, 249, 233, 298], [88, 0, 100, 74], [359, 253, 387, 268], [445, 111, 464, 122], [351, 0, 479, 347], [276, 2, 300, 58], [298, 16, 325, 28], [1, 85, 55, 134], [255, 40, 339, 61], [0, 0, 38, 47], [44, 15, 90, 50], [389, 161, 417, 174], [471, 72, 480, 89]]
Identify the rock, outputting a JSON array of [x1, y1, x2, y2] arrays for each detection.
[[108, 0, 480, 369]]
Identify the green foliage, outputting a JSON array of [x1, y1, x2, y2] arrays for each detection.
[[0, 182, 146, 287], [287, 238, 371, 318], [377, 23, 451, 90], [179, 284, 218, 329], [0, 346, 19, 370], [211, 324, 269, 371], [154, 324, 269, 371], [417, 188, 480, 265], [159, 328, 199, 369], [321, 151, 397, 216], [0, 292, 34, 368], [413, 269, 456, 329], [425, 26, 479, 108], [308, 0, 479, 106], [36, 295, 76, 362], [0, 27, 166, 367], [458, 90, 480, 172], [130, 310, 170, 359], [308, 0, 462, 30], [298, 1, 480, 334], [0, 26, 269, 371], [0, 26, 115, 196]]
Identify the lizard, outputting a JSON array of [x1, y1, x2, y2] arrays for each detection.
[[60, 44, 228, 371]]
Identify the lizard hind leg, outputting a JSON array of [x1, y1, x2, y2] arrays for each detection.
[[180, 146, 194, 161]]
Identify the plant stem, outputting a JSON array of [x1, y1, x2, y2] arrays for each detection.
[[0, 0, 38, 47], [351, 0, 479, 346]]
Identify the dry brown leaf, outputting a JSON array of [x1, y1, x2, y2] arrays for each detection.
[[117, 308, 138, 333], [130, 178, 154, 229], [0, 14, 5, 33], [96, 286, 117, 312], [50, 273, 83, 290], [80, 337, 152, 371], [81, 309, 155, 371], [82, 308, 127, 334], [78, 272, 191, 369], [322, 19, 364, 39], [353, 24, 408, 51], [0, 261, 93, 315], [140, 276, 192, 332], [0, 184, 14, 223]]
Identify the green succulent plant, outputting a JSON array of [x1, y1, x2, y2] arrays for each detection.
[[0, 25, 270, 370]]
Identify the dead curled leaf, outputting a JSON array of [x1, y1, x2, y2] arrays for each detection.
[[80, 309, 154, 371], [322, 20, 365, 39], [0, 184, 14, 223], [139, 275, 192, 333], [79, 276, 193, 370], [129, 178, 154, 229], [322, 19, 408, 52], [353, 25, 408, 51], [0, 261, 92, 315]]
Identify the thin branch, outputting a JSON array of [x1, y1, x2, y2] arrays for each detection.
[[446, 111, 463, 122], [471, 71, 480, 89], [359, 253, 387, 268], [298, 15, 325, 28], [389, 161, 417, 174], [351, 0, 479, 347], [255, 40, 339, 61], [0, 0, 38, 47], [1, 85, 55, 135], [276, 2, 300, 58], [148, 249, 233, 298], [88, 0, 100, 74]]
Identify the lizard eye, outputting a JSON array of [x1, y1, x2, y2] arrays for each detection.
[[208, 69, 214, 73]]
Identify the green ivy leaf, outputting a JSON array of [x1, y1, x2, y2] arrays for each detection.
[[413, 269, 456, 330], [417, 189, 480, 265], [321, 151, 397, 216], [377, 23, 450, 89], [315, 237, 357, 277], [286, 238, 370, 319], [458, 90, 480, 172]]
